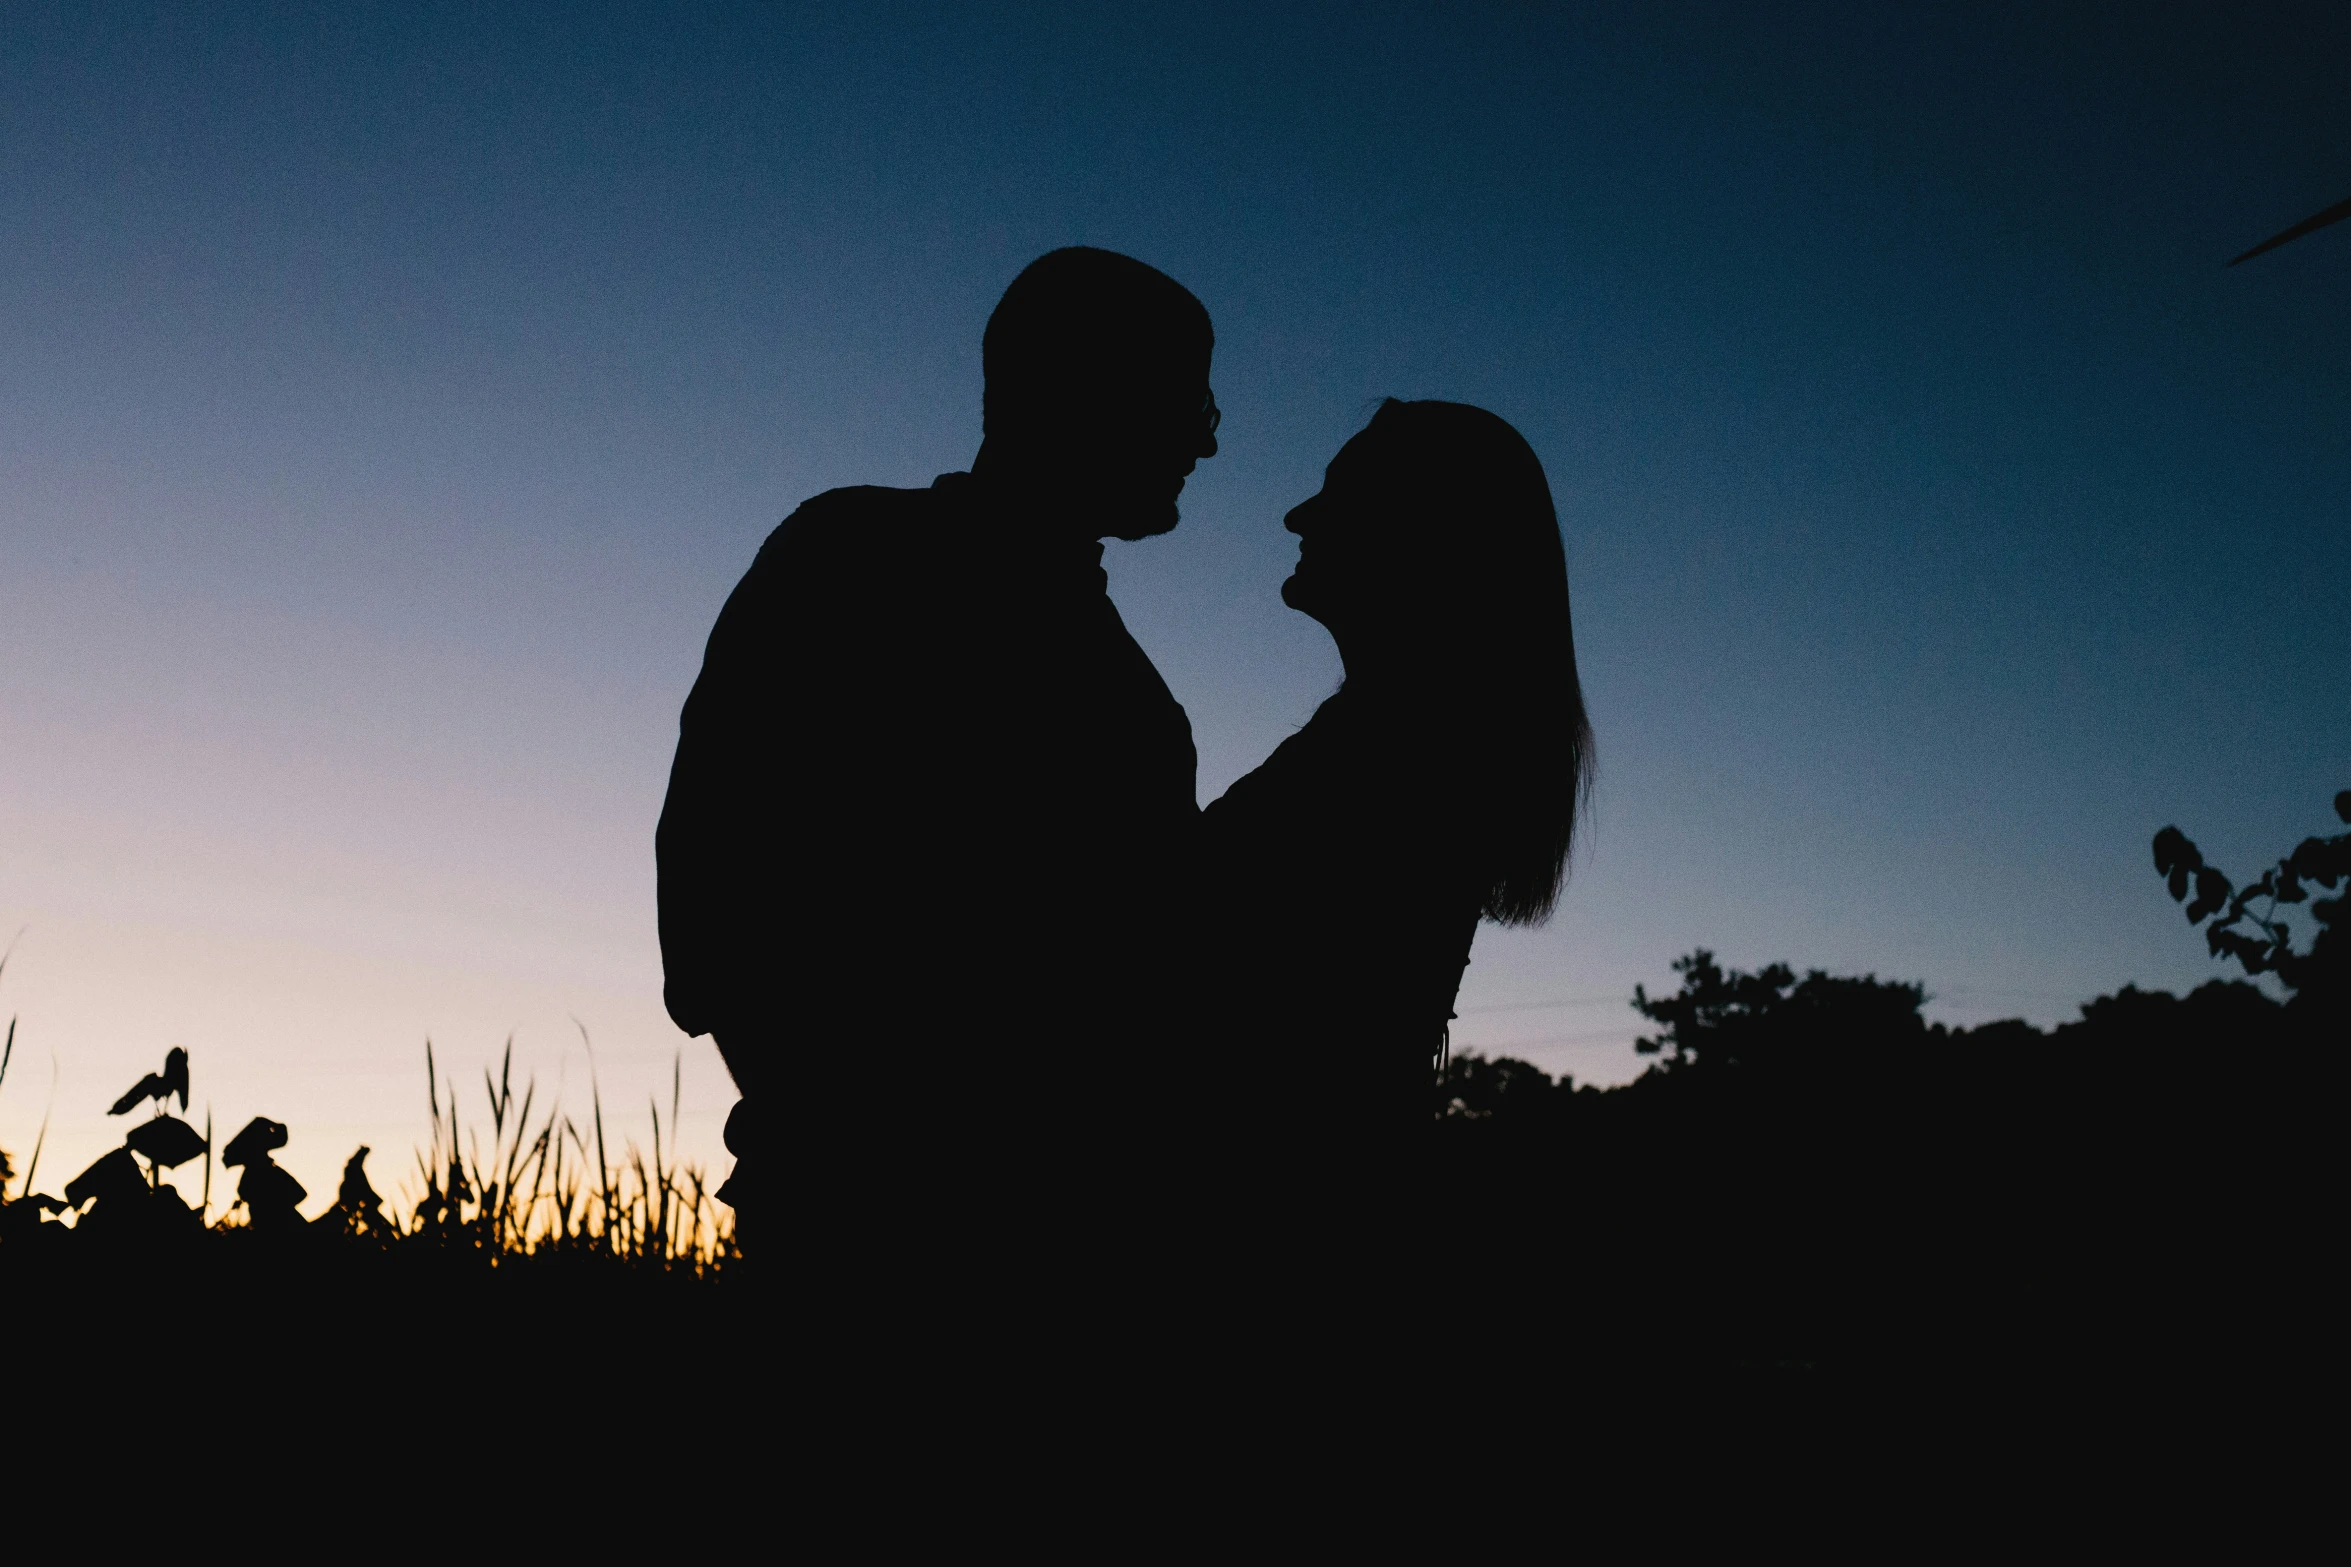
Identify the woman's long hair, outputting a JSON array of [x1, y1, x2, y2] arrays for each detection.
[[1359, 399, 1595, 926]]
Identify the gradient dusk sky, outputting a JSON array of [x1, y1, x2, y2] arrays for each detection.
[[5, 3, 2347, 1206]]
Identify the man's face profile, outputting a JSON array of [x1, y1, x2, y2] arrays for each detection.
[[1035, 364, 1219, 542], [979, 248, 1217, 541]]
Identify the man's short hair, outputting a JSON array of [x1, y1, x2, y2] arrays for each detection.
[[982, 248, 1212, 434]]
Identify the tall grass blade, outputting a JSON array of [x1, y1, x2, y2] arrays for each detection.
[[574, 1019, 618, 1256], [21, 1054, 55, 1197]]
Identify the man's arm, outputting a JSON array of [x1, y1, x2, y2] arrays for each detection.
[[656, 534, 789, 1040], [655, 486, 923, 1042]]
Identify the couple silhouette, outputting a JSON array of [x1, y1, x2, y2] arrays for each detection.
[[657, 247, 1593, 1275]]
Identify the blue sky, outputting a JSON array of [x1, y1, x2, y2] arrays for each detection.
[[4, 3, 2346, 1204]]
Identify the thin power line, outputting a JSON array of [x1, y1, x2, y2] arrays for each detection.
[[1456, 994, 1629, 1015], [1462, 986, 2097, 1017], [1453, 1027, 1639, 1051], [1931, 987, 2089, 1003]]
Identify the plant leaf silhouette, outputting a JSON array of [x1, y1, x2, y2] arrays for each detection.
[[109, 1046, 189, 1116], [65, 1146, 146, 1209], [125, 1115, 207, 1170], [2228, 196, 2351, 266], [221, 1116, 288, 1168]]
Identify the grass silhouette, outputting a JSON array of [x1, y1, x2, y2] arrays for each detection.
[[394, 1034, 732, 1274], [1, 1030, 735, 1277], [5, 1026, 741, 1419]]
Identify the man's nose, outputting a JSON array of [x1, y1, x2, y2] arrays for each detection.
[[1284, 494, 1319, 535]]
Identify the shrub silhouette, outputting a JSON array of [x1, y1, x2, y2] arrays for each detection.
[[44, 1047, 214, 1241], [1431, 783, 2338, 1381]]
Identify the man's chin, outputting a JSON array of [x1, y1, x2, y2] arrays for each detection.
[[1107, 500, 1182, 543]]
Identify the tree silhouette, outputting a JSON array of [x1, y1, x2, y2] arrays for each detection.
[[1629, 948, 1929, 1090]]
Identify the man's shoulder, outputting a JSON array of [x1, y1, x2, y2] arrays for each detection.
[[752, 478, 964, 569]]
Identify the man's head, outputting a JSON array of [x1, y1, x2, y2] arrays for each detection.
[[980, 247, 1218, 541]]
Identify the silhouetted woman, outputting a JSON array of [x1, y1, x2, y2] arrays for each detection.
[[1198, 400, 1593, 1182]]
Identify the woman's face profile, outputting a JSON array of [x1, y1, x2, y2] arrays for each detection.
[[1281, 428, 1407, 633]]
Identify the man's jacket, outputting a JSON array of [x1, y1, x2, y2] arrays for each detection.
[[656, 472, 1198, 1167]]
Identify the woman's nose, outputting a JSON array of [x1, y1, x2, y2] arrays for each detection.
[[1284, 494, 1320, 535]]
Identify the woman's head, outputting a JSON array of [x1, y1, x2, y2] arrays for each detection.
[[1283, 399, 1595, 924]]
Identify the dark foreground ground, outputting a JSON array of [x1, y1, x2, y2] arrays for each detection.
[[10, 947, 2338, 1497]]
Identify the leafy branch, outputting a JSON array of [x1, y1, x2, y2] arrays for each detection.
[[2152, 790, 2351, 989]]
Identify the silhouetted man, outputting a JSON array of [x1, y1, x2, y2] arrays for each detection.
[[657, 248, 1216, 1256]]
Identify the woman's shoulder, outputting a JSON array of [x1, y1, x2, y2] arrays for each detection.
[[1201, 694, 1352, 823]]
